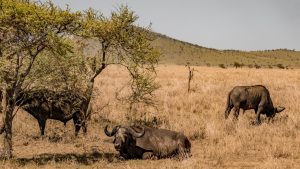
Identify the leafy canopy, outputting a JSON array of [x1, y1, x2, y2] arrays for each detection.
[[81, 6, 160, 106], [0, 0, 81, 90]]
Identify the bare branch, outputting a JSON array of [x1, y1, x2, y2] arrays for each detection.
[[90, 44, 109, 82]]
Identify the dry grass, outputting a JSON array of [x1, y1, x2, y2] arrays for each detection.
[[1, 65, 300, 168]]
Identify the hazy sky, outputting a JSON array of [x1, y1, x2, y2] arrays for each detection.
[[46, 0, 300, 51]]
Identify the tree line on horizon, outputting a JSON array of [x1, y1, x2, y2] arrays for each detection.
[[151, 32, 300, 68]]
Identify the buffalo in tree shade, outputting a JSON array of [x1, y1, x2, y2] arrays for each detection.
[[16, 89, 88, 136]]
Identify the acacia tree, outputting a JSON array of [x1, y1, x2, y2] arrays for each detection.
[[81, 6, 160, 119], [27, 6, 160, 121], [0, 1, 159, 159], [0, 0, 80, 159]]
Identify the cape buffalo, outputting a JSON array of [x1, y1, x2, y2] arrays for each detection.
[[16, 89, 88, 136], [104, 125, 191, 159], [224, 85, 285, 124]]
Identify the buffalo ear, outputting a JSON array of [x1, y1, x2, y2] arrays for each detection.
[[275, 106, 285, 113]]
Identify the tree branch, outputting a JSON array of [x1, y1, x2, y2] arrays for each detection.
[[22, 44, 46, 77], [90, 43, 108, 82], [90, 63, 106, 82]]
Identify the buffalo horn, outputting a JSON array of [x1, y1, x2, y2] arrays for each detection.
[[276, 106, 285, 113], [104, 125, 120, 137], [127, 126, 145, 138]]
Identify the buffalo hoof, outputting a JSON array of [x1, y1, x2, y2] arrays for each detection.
[[250, 120, 261, 126], [142, 152, 157, 160], [117, 155, 127, 161]]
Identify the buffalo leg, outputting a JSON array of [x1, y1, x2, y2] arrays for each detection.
[[79, 111, 87, 134], [255, 107, 263, 125], [38, 119, 46, 136], [142, 152, 156, 160], [233, 106, 240, 120], [267, 115, 274, 123], [267, 117, 272, 123], [177, 140, 191, 159], [82, 121, 87, 134], [72, 112, 82, 136], [255, 107, 258, 113], [225, 105, 233, 119], [177, 148, 190, 159]]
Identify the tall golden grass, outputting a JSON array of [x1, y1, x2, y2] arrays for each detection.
[[1, 65, 300, 168]]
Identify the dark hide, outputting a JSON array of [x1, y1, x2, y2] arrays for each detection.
[[224, 85, 285, 124], [104, 125, 191, 159], [16, 89, 88, 136]]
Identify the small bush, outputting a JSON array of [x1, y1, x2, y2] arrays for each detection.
[[233, 62, 244, 68], [276, 64, 285, 69], [254, 64, 261, 69], [218, 64, 226, 69]]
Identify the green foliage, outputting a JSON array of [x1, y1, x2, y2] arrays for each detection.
[[1, 2, 159, 113], [0, 0, 82, 158], [80, 5, 160, 110], [218, 64, 226, 69], [26, 46, 88, 93], [0, 0, 159, 159], [254, 63, 261, 69], [0, 0, 81, 90], [276, 63, 285, 69], [233, 62, 244, 68]]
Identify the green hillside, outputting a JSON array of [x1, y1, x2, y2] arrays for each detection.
[[151, 32, 300, 68]]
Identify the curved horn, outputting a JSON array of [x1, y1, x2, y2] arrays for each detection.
[[104, 125, 120, 137], [276, 106, 285, 113], [127, 126, 145, 138]]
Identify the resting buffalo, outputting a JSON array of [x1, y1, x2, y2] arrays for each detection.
[[224, 85, 285, 124], [16, 89, 88, 136], [104, 125, 191, 159]]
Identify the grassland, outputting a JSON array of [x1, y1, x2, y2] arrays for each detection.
[[151, 33, 300, 68], [1, 65, 300, 168], [79, 31, 300, 69]]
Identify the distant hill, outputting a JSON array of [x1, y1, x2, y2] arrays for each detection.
[[151, 32, 300, 68]]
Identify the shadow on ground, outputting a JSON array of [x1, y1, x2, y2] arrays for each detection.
[[13, 151, 116, 166]]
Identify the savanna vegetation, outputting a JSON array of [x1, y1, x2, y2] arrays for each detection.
[[153, 32, 300, 68], [1, 65, 300, 168], [1, 0, 300, 168], [0, 0, 158, 159]]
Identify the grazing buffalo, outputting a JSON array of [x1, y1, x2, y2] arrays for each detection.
[[224, 85, 285, 124], [104, 125, 191, 159], [16, 89, 88, 136]]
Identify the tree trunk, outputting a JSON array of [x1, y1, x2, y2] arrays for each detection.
[[1, 89, 14, 159], [187, 69, 193, 93], [85, 81, 94, 120], [86, 48, 107, 120]]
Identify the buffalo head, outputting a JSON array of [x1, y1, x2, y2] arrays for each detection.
[[104, 125, 144, 151], [267, 106, 286, 119]]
